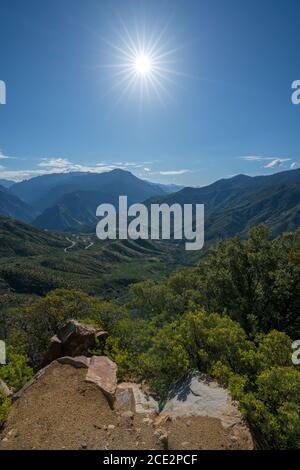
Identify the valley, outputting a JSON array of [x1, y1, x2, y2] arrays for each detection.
[[0, 217, 190, 300], [0, 168, 299, 451]]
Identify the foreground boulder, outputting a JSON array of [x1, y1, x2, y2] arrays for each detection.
[[162, 372, 254, 450], [0, 359, 161, 450], [42, 320, 108, 365], [15, 355, 117, 407]]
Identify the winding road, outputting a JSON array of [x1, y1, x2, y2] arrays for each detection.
[[85, 241, 94, 250], [64, 237, 77, 253], [63, 237, 94, 252]]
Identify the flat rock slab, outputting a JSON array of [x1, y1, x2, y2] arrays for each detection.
[[85, 356, 117, 406], [164, 374, 228, 420], [163, 373, 254, 450]]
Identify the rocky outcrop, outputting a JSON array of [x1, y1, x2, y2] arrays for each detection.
[[1, 360, 254, 450], [14, 355, 117, 407], [57, 355, 90, 369], [162, 372, 254, 450], [86, 356, 117, 407], [0, 360, 161, 450], [42, 320, 108, 366]]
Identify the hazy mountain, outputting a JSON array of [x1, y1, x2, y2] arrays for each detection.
[[154, 183, 184, 194], [5, 168, 300, 238], [33, 170, 168, 230], [33, 169, 300, 235], [145, 169, 300, 241], [0, 185, 37, 224], [10, 170, 169, 211], [33, 190, 111, 230], [0, 179, 15, 188]]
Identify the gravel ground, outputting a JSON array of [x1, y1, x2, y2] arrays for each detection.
[[0, 362, 235, 450]]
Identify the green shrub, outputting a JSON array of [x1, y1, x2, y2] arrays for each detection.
[[0, 392, 10, 427], [0, 347, 33, 391]]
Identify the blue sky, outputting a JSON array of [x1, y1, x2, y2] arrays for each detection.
[[0, 0, 299, 186]]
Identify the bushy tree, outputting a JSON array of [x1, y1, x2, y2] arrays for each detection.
[[3, 289, 128, 366], [196, 226, 300, 336], [241, 367, 300, 449], [130, 226, 300, 336], [0, 347, 32, 391]]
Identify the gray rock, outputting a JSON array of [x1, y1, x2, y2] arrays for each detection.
[[163, 372, 254, 450]]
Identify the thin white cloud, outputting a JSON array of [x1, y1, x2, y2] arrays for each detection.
[[0, 149, 12, 160], [38, 158, 73, 168], [240, 156, 269, 162], [240, 155, 290, 163], [239, 155, 291, 169], [264, 158, 290, 169], [159, 169, 190, 176], [37, 158, 115, 173], [0, 157, 155, 182]]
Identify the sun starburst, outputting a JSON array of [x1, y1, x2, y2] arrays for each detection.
[[101, 18, 184, 105]]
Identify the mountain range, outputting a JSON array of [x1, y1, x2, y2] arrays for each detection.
[[0, 170, 180, 228], [0, 168, 299, 239], [146, 169, 300, 241], [10, 170, 178, 211]]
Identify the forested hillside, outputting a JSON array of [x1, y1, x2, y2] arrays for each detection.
[[1, 225, 300, 449]]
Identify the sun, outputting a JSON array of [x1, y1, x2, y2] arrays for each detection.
[[101, 19, 184, 104], [134, 54, 153, 76]]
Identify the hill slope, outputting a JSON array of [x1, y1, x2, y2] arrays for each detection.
[[146, 169, 300, 242], [0, 186, 36, 224], [0, 217, 186, 298]]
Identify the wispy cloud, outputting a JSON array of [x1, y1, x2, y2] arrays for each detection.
[[0, 149, 13, 160], [38, 158, 73, 168], [240, 155, 290, 163], [240, 156, 268, 162], [159, 169, 190, 176], [240, 155, 291, 169], [37, 158, 115, 173], [264, 158, 290, 169], [0, 156, 156, 182], [0, 151, 191, 182]]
